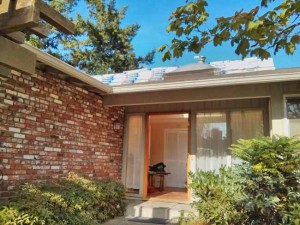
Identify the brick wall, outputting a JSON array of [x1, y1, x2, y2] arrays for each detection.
[[0, 68, 124, 198]]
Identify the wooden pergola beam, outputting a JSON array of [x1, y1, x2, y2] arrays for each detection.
[[0, 0, 40, 34], [4, 31, 25, 43], [29, 22, 49, 38], [0, 0, 75, 36], [38, 0, 75, 35], [0, 36, 36, 74]]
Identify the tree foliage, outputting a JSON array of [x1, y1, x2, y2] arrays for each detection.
[[26, 0, 79, 59], [160, 0, 300, 61], [27, 0, 155, 74]]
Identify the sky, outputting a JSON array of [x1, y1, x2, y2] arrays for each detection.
[[77, 0, 300, 69]]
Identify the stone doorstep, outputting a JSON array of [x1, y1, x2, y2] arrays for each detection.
[[125, 200, 196, 220]]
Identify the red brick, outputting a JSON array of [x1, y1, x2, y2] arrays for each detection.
[[0, 69, 124, 197]]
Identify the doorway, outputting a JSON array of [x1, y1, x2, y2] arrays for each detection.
[[147, 113, 189, 202]]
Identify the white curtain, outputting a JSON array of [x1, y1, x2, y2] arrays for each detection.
[[196, 110, 264, 171], [230, 110, 264, 164], [125, 115, 143, 190], [196, 112, 231, 172], [231, 110, 264, 143], [164, 129, 188, 188]]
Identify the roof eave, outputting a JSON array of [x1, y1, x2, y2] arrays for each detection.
[[22, 44, 113, 94], [110, 69, 300, 94]]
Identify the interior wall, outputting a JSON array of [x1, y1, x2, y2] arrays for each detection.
[[149, 119, 188, 166]]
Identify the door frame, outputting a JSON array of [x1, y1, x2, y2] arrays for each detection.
[[142, 111, 191, 200]]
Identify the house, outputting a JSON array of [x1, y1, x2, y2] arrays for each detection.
[[0, 43, 300, 203]]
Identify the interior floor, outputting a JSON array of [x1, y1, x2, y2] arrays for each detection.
[[147, 187, 188, 203]]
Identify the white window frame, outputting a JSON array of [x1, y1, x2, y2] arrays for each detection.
[[283, 94, 300, 137]]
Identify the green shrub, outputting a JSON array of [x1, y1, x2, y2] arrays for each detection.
[[186, 167, 247, 225], [230, 136, 300, 225], [185, 136, 300, 225], [179, 211, 210, 225], [0, 173, 126, 225]]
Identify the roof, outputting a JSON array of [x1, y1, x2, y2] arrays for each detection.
[[93, 67, 177, 86], [211, 57, 275, 74], [94, 57, 276, 86], [21, 44, 300, 96], [109, 68, 300, 94], [168, 62, 215, 74]]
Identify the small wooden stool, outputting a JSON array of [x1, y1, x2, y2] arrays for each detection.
[[148, 172, 171, 192]]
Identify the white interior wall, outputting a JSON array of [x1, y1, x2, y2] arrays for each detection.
[[149, 116, 188, 188], [150, 118, 188, 165]]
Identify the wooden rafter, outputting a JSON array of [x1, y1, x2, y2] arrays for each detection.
[[4, 31, 25, 43], [0, 0, 75, 37], [29, 22, 49, 38], [0, 36, 36, 74], [0, 0, 75, 75], [38, 0, 75, 35], [0, 0, 39, 34]]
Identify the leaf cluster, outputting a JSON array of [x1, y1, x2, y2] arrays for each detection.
[[0, 173, 126, 225], [160, 0, 299, 61]]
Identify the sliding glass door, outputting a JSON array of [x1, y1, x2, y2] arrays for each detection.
[[196, 112, 231, 171], [196, 109, 264, 171]]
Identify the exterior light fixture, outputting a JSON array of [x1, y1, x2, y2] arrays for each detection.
[[113, 119, 121, 132]]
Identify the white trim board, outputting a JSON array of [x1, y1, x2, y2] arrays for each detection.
[[111, 70, 300, 94]]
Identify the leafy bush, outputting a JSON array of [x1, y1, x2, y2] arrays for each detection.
[[230, 136, 300, 225], [186, 167, 246, 225], [179, 211, 210, 225], [0, 173, 126, 225], [183, 136, 300, 225]]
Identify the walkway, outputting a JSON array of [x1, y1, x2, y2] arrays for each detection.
[[103, 216, 177, 225], [103, 199, 196, 225]]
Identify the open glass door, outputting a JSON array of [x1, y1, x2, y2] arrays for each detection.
[[123, 114, 145, 196], [196, 109, 265, 171], [147, 113, 189, 202]]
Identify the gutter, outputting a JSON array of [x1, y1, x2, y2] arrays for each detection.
[[111, 70, 300, 94], [22, 44, 113, 94]]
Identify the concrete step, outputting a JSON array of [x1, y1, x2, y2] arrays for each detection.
[[125, 200, 196, 220]]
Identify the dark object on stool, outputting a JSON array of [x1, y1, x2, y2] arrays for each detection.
[[149, 162, 166, 172], [148, 162, 170, 192]]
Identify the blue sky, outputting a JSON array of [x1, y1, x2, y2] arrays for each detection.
[[77, 0, 300, 69]]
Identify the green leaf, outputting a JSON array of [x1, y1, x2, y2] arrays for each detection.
[[213, 34, 222, 46], [285, 42, 295, 55], [247, 20, 263, 31], [235, 38, 250, 57], [158, 44, 167, 52], [162, 50, 172, 61], [291, 35, 300, 44]]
